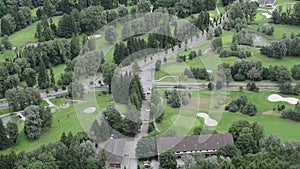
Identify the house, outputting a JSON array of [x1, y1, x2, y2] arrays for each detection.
[[104, 139, 127, 169], [104, 134, 234, 168], [156, 134, 234, 158]]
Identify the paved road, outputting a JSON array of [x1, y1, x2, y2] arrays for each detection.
[[152, 82, 295, 88]]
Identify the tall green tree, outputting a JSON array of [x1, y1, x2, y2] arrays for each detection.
[[24, 68, 37, 87], [0, 119, 8, 150], [1, 14, 16, 35], [24, 105, 42, 139], [159, 150, 177, 169], [6, 122, 18, 145], [70, 35, 81, 60]]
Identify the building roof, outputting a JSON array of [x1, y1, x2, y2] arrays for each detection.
[[156, 134, 234, 154], [103, 138, 127, 164]]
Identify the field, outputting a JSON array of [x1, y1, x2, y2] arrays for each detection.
[[52, 64, 67, 85], [151, 90, 300, 141], [8, 16, 61, 47], [1, 92, 112, 154]]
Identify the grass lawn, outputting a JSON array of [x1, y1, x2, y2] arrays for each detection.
[[8, 16, 62, 47], [248, 24, 300, 40], [275, 0, 296, 5], [221, 47, 300, 69], [151, 89, 300, 141], [0, 109, 10, 116], [1, 92, 112, 154], [221, 30, 235, 46], [52, 64, 67, 85], [49, 98, 68, 107]]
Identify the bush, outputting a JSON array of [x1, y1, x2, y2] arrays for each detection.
[[247, 82, 259, 92], [53, 85, 59, 92], [234, 74, 246, 81], [216, 81, 223, 90], [228, 102, 239, 112]]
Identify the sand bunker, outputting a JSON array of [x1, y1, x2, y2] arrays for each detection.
[[197, 113, 218, 127], [206, 70, 213, 74], [262, 13, 272, 18], [84, 107, 96, 114], [268, 94, 299, 105]]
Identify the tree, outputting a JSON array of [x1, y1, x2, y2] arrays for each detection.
[[80, 6, 107, 34], [279, 82, 294, 94], [68, 82, 84, 99], [15, 7, 31, 30], [6, 122, 18, 145], [103, 63, 117, 93], [37, 58, 49, 89], [247, 67, 262, 81], [24, 68, 37, 87], [163, 57, 167, 63], [246, 82, 259, 92], [24, 106, 42, 139], [159, 150, 177, 169], [241, 102, 258, 116], [0, 119, 8, 150], [155, 60, 162, 71], [292, 64, 300, 80], [118, 5, 128, 17], [136, 138, 157, 158], [1, 35, 12, 50], [49, 68, 55, 87], [1, 14, 16, 35], [104, 26, 118, 45], [228, 120, 252, 141], [217, 144, 241, 158], [58, 14, 79, 38], [259, 134, 281, 151], [211, 37, 223, 53], [235, 127, 257, 155], [70, 35, 81, 60], [208, 82, 214, 90], [137, 0, 152, 13], [216, 81, 223, 90]]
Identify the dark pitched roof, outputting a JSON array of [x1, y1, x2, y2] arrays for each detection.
[[103, 139, 127, 164], [156, 134, 234, 154]]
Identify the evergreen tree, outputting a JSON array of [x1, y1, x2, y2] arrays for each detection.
[[6, 122, 18, 145], [70, 35, 81, 60], [49, 67, 55, 87], [0, 119, 8, 150], [37, 57, 49, 89]]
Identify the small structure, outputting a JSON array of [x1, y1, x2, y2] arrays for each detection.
[[156, 134, 234, 158], [104, 139, 126, 169]]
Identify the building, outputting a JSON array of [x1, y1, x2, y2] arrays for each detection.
[[104, 134, 234, 168], [156, 134, 234, 158], [104, 139, 127, 169]]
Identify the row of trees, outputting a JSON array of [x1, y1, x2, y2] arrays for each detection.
[[24, 105, 52, 139], [1, 6, 31, 36], [218, 60, 294, 83], [225, 95, 258, 116], [164, 89, 191, 108], [0, 132, 107, 169], [113, 32, 177, 66], [0, 36, 83, 97], [111, 73, 144, 110], [223, 1, 258, 32], [260, 37, 300, 59], [184, 68, 209, 81], [282, 102, 300, 122], [272, 2, 300, 25], [103, 107, 141, 137], [152, 0, 217, 18], [279, 82, 300, 95]]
